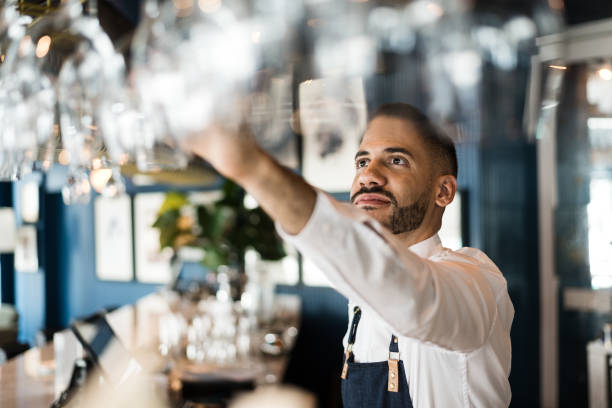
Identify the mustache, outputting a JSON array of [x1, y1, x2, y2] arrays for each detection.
[[350, 186, 398, 206]]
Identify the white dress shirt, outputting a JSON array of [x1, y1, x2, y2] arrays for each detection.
[[278, 192, 514, 407]]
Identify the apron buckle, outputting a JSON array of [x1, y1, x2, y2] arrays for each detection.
[[341, 350, 351, 380], [387, 357, 399, 393]]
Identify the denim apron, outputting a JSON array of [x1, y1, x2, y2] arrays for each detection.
[[341, 306, 414, 408]]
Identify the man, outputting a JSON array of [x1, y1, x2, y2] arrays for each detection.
[[186, 103, 513, 407]]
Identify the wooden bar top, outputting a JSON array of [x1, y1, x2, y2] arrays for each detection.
[[0, 344, 56, 408]]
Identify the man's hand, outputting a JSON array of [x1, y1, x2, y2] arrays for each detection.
[[182, 124, 263, 183], [183, 123, 318, 236]]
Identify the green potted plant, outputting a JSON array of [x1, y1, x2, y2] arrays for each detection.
[[152, 180, 286, 298]]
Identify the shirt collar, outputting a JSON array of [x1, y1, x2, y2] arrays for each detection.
[[409, 234, 442, 258]]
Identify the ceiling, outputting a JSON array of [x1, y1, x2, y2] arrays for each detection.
[[101, 0, 612, 33]]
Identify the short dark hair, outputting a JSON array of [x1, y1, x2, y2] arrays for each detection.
[[369, 103, 458, 178]]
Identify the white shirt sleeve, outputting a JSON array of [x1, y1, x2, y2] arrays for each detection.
[[277, 192, 501, 353]]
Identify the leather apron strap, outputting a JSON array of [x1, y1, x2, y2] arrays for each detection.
[[340, 306, 414, 407]]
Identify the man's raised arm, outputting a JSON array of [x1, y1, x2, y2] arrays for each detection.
[[184, 126, 317, 235]]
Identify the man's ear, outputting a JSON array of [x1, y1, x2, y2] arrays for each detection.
[[435, 175, 457, 208]]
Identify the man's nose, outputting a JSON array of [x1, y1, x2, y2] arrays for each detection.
[[358, 161, 386, 187]]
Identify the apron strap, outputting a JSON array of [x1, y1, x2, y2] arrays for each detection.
[[388, 335, 400, 392], [389, 335, 399, 353], [347, 306, 362, 346], [341, 306, 362, 379], [341, 307, 403, 394]]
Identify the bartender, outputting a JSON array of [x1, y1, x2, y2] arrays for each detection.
[[185, 103, 513, 407]]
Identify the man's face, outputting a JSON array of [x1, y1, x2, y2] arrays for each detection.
[[349, 116, 435, 234]]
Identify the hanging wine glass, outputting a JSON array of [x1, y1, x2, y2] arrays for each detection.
[[12, 0, 127, 204], [98, 84, 164, 172], [131, 0, 253, 145], [111, 0, 189, 172], [243, 0, 300, 168], [0, 0, 51, 181], [0, 0, 23, 180], [129, 0, 295, 166], [89, 158, 125, 198]]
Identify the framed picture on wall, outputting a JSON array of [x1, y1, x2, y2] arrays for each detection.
[[299, 77, 367, 192], [134, 193, 174, 284], [250, 74, 299, 169], [0, 208, 17, 253], [19, 180, 40, 223], [94, 195, 134, 281], [14, 225, 38, 273]]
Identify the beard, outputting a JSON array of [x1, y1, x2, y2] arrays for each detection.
[[350, 186, 430, 235]]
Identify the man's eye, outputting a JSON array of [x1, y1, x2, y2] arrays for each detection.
[[390, 157, 406, 165], [356, 159, 369, 168]]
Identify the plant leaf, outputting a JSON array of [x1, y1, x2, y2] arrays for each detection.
[[158, 192, 189, 215]]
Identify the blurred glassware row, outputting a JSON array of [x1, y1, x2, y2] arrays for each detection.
[[0, 0, 562, 204]]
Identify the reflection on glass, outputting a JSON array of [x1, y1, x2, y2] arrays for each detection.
[[587, 117, 612, 289], [587, 67, 612, 114], [588, 178, 612, 289]]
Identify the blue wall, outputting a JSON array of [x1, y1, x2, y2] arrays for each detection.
[[12, 169, 163, 343], [15, 272, 45, 344], [55, 198, 161, 327], [11, 174, 46, 344]]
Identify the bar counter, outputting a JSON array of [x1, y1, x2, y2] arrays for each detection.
[[0, 291, 300, 408]]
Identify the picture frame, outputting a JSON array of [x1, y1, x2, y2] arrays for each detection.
[[14, 225, 38, 273], [250, 74, 299, 169], [133, 192, 174, 284], [0, 208, 16, 253], [299, 77, 367, 192], [19, 180, 40, 224], [94, 195, 134, 281]]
